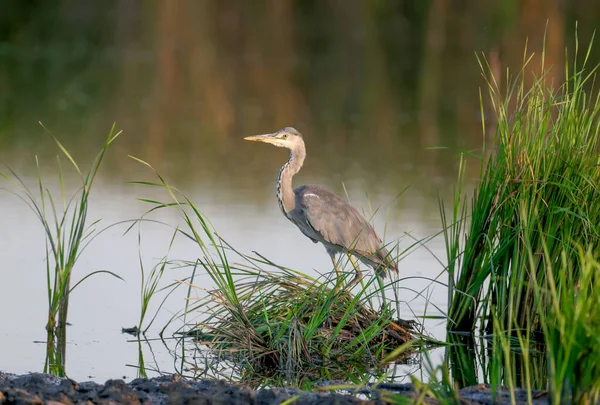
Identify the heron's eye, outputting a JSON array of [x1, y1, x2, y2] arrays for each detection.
[[282, 134, 288, 139]]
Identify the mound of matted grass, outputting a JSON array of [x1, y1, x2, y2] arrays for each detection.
[[183, 262, 418, 380]]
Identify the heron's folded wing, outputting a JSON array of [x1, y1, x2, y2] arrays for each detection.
[[296, 185, 382, 255]]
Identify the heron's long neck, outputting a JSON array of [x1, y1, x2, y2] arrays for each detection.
[[277, 144, 305, 214]]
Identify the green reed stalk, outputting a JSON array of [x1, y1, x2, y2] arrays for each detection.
[[445, 37, 600, 333], [531, 245, 600, 404], [474, 241, 600, 405], [0, 124, 121, 375], [135, 225, 179, 335]]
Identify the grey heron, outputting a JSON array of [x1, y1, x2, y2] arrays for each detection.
[[245, 127, 398, 292]]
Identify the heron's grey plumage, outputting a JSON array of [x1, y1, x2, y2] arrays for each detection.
[[244, 127, 398, 290], [292, 185, 397, 277]]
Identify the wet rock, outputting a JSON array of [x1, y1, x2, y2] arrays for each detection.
[[0, 372, 555, 405], [58, 379, 77, 396], [0, 374, 383, 405], [97, 379, 145, 404], [1, 387, 43, 405], [458, 384, 547, 404]]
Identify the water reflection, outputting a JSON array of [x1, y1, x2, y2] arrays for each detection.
[[134, 333, 429, 390], [447, 333, 548, 392]]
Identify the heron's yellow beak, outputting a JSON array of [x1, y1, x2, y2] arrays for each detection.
[[244, 134, 277, 143]]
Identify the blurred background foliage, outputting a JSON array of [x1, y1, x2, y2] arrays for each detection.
[[0, 0, 598, 194]]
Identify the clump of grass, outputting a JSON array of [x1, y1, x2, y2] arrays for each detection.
[[443, 36, 600, 333], [131, 157, 418, 385], [188, 261, 414, 381], [435, 33, 600, 404], [0, 124, 122, 376]]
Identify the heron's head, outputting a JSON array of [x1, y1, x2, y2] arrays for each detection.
[[244, 127, 303, 150]]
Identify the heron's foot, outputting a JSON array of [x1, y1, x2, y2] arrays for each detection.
[[345, 254, 364, 291], [345, 271, 363, 291]]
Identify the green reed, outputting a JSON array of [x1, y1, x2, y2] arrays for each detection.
[[423, 242, 600, 405], [443, 37, 600, 333], [134, 224, 179, 335], [0, 124, 121, 376], [533, 245, 600, 404], [373, 234, 599, 403], [429, 34, 600, 404], [456, 242, 600, 404]]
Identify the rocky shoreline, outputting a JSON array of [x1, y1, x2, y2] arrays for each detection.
[[0, 372, 547, 404]]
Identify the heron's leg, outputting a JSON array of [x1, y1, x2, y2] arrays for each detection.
[[329, 253, 342, 294], [345, 254, 363, 291]]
